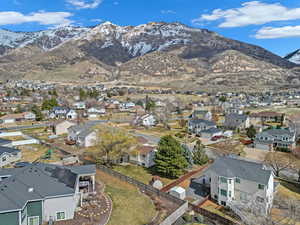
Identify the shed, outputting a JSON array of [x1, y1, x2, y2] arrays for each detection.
[[169, 186, 186, 200]]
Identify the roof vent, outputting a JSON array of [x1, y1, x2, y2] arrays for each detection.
[[28, 187, 34, 193]]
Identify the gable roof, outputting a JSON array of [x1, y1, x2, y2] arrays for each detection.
[[207, 156, 272, 185], [0, 146, 20, 157], [0, 163, 96, 213], [0, 138, 12, 146], [189, 119, 215, 126]]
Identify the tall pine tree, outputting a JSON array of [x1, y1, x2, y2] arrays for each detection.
[[154, 135, 188, 178]]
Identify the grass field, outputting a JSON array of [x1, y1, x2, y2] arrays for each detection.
[[113, 164, 174, 185], [277, 180, 300, 201], [96, 169, 156, 225], [19, 144, 61, 163]]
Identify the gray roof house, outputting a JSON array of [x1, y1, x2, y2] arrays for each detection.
[[199, 156, 274, 215], [0, 138, 12, 147], [0, 146, 21, 168], [254, 128, 296, 151], [68, 123, 97, 147], [188, 119, 216, 136], [0, 163, 96, 225], [224, 113, 250, 130]]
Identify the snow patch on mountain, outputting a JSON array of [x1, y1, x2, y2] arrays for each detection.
[[285, 49, 300, 64]]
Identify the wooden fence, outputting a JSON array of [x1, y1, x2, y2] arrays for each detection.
[[97, 165, 239, 225]]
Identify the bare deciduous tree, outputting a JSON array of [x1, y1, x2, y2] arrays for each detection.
[[264, 152, 295, 177]]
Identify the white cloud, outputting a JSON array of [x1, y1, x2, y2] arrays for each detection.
[[66, 0, 102, 9], [161, 10, 176, 14], [91, 18, 103, 23], [113, 1, 119, 5], [255, 25, 300, 39], [0, 11, 73, 26], [193, 1, 300, 28]]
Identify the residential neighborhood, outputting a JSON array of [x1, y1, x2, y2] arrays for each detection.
[[1, 1, 300, 224]]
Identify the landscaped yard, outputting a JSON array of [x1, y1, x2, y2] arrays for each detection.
[[113, 164, 174, 185], [96, 169, 157, 225], [208, 139, 245, 156]]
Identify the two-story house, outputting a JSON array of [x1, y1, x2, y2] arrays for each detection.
[[188, 119, 217, 136], [223, 113, 250, 130], [254, 128, 296, 151], [201, 156, 274, 215], [130, 145, 156, 168], [68, 124, 97, 147], [0, 163, 96, 225]]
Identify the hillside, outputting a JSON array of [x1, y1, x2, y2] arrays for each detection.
[[0, 21, 298, 90]]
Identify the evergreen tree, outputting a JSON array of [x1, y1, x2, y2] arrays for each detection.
[[182, 144, 193, 167], [154, 135, 188, 178], [79, 88, 87, 100], [193, 140, 209, 165], [246, 125, 257, 139], [41, 98, 58, 110], [31, 105, 43, 121]]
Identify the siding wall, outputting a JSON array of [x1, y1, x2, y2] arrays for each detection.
[[0, 211, 19, 225], [43, 195, 77, 222]]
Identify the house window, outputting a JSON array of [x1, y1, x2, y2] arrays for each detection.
[[258, 184, 265, 190], [235, 178, 240, 183], [28, 216, 39, 225], [229, 191, 232, 197], [56, 212, 66, 221], [2, 156, 6, 162], [220, 189, 227, 196], [228, 179, 232, 184], [221, 201, 226, 206], [220, 177, 227, 183]]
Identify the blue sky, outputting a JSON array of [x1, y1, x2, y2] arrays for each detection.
[[1, 0, 300, 56]]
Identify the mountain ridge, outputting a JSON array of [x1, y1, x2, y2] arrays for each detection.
[[0, 21, 298, 91]]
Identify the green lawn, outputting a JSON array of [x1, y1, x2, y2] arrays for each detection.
[[113, 164, 174, 185], [96, 169, 157, 225]]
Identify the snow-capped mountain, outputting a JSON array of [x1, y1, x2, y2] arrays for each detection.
[[285, 49, 300, 64], [0, 21, 298, 90], [0, 26, 89, 55]]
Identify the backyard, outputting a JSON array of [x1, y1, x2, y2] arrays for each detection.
[[96, 169, 157, 225], [113, 164, 174, 185]]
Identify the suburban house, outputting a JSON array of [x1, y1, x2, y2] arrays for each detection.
[[191, 110, 212, 121], [0, 112, 36, 124], [250, 111, 285, 125], [49, 107, 70, 119], [133, 114, 157, 127], [0, 146, 21, 167], [73, 102, 86, 110], [0, 138, 12, 147], [68, 124, 97, 147], [130, 145, 156, 168], [201, 127, 223, 139], [0, 163, 96, 225], [199, 156, 274, 215], [223, 113, 250, 130], [54, 120, 76, 135], [23, 112, 36, 121], [254, 128, 296, 151], [87, 107, 106, 115], [66, 109, 78, 120], [188, 119, 216, 136]]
